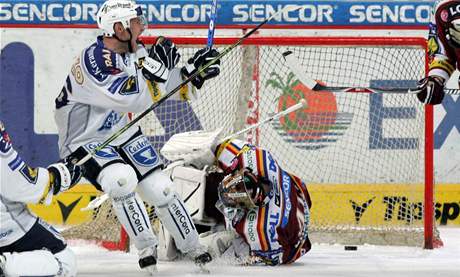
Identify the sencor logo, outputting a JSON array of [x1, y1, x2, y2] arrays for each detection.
[[349, 4, 431, 24]]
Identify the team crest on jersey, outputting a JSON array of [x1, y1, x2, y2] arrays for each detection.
[[98, 111, 122, 131], [123, 136, 159, 167], [19, 164, 38, 184], [84, 142, 119, 159], [119, 76, 139, 95]]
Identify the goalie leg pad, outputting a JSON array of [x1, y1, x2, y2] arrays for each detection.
[[111, 191, 158, 251], [3, 247, 76, 277], [96, 162, 138, 198], [138, 169, 200, 253]]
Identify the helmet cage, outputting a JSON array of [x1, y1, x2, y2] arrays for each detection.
[[218, 169, 265, 209]]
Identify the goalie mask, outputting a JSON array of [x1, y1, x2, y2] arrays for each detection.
[[218, 169, 269, 209], [97, 0, 147, 37]]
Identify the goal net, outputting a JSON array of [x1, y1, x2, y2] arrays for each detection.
[[62, 36, 440, 250]]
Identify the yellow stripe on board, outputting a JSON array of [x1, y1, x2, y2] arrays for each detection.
[[28, 183, 460, 227], [308, 183, 460, 227]]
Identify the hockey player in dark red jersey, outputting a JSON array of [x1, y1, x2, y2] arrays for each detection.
[[211, 138, 312, 265], [161, 131, 312, 265], [416, 0, 460, 105]]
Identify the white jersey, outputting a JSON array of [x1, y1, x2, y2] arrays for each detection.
[[0, 121, 52, 247], [55, 36, 194, 158]]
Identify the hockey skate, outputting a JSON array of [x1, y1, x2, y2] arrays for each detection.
[[138, 246, 158, 275], [0, 254, 5, 277], [187, 248, 212, 274]]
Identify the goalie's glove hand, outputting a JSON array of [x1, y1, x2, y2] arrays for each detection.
[[416, 76, 445, 105], [142, 36, 180, 83], [181, 48, 221, 89], [48, 158, 82, 195]]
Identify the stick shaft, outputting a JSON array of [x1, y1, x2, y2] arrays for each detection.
[[220, 99, 306, 143], [206, 0, 218, 49], [283, 50, 460, 95]]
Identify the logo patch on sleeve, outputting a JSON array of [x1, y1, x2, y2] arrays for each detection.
[[19, 164, 39, 184], [119, 76, 139, 95], [123, 136, 159, 167]]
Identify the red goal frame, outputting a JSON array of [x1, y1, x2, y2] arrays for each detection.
[[107, 36, 440, 251]]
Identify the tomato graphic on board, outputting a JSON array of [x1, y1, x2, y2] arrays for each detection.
[[266, 72, 339, 142]]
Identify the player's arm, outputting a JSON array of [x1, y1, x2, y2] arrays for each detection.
[[69, 42, 185, 113], [0, 122, 81, 204], [416, 0, 457, 105]]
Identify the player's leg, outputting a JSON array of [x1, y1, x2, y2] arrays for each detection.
[[95, 162, 158, 273], [137, 169, 212, 265], [118, 131, 212, 266], [0, 219, 76, 277], [71, 143, 159, 273]]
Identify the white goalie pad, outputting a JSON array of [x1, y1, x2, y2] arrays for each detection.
[[170, 165, 210, 225], [160, 128, 223, 169]]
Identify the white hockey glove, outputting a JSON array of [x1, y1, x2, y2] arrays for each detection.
[[47, 158, 82, 195], [161, 128, 223, 169], [181, 48, 221, 89], [142, 36, 180, 83]]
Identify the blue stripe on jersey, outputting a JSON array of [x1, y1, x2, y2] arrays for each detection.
[[230, 141, 242, 152], [108, 76, 128, 94], [280, 170, 292, 228], [262, 150, 269, 177], [262, 204, 271, 250], [8, 154, 23, 170]]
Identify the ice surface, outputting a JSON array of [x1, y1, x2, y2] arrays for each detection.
[[71, 228, 460, 277]]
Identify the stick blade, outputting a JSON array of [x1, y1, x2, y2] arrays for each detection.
[[283, 51, 318, 89]]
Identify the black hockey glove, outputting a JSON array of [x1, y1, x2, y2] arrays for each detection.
[[181, 48, 221, 89], [48, 158, 82, 195], [416, 76, 445, 105], [142, 36, 180, 83]]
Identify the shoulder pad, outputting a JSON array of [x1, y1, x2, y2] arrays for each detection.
[[83, 45, 122, 83]]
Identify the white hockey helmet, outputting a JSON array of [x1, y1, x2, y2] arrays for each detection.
[[96, 0, 147, 36]]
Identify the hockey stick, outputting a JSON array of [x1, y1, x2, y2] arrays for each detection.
[[206, 0, 218, 49], [74, 5, 301, 166], [161, 98, 307, 172], [82, 99, 307, 211], [220, 99, 307, 142], [282, 50, 460, 95]]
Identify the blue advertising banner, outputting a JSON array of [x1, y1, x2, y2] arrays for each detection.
[[0, 0, 435, 28]]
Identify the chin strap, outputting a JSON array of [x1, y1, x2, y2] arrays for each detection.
[[113, 28, 134, 52]]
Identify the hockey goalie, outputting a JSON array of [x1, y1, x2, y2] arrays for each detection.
[[159, 129, 312, 266]]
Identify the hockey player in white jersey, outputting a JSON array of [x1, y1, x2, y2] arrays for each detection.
[[0, 121, 81, 277], [53, 0, 220, 274]]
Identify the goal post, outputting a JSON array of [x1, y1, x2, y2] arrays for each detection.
[[62, 36, 441, 250]]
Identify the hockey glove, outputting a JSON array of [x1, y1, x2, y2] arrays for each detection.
[[48, 158, 82, 194], [416, 76, 445, 105], [142, 36, 180, 83], [181, 48, 221, 89]]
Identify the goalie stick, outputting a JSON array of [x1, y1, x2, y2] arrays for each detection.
[[74, 5, 302, 167], [81, 99, 307, 211], [220, 99, 307, 142], [282, 50, 460, 95]]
